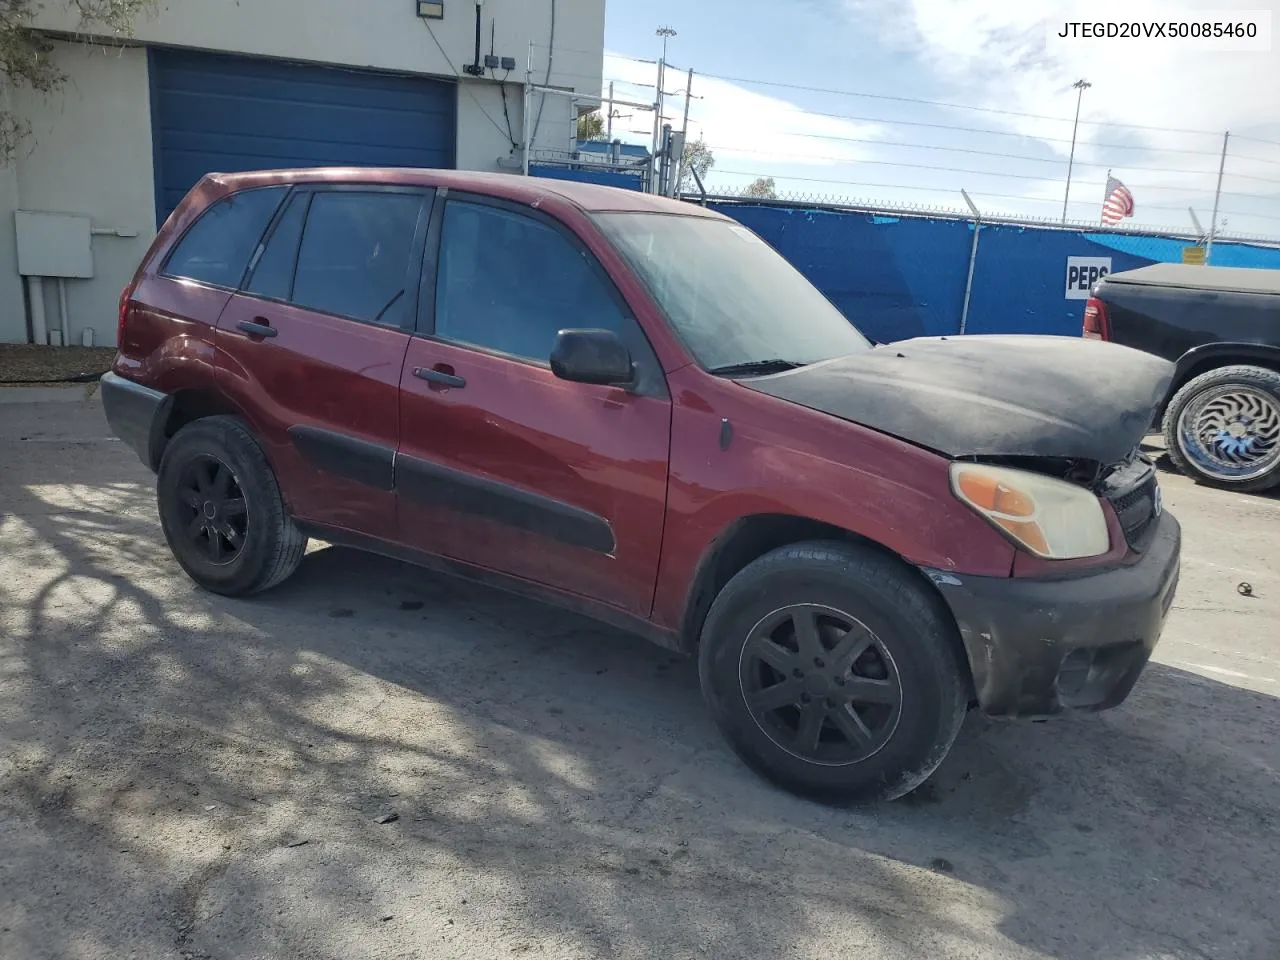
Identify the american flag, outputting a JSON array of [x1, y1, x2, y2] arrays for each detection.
[[1101, 176, 1135, 225]]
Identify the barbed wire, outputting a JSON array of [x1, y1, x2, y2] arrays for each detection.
[[699, 188, 1280, 244], [710, 169, 1280, 215]]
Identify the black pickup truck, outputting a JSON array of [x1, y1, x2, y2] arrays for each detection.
[[1086, 262, 1280, 492]]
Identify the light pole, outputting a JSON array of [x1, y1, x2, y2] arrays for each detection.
[[656, 25, 677, 62], [1062, 78, 1091, 224], [653, 27, 677, 194], [655, 26, 677, 123]]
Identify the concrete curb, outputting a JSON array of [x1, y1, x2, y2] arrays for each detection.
[[0, 383, 101, 405]]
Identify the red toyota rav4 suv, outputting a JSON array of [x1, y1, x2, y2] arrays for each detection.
[[103, 168, 1181, 803]]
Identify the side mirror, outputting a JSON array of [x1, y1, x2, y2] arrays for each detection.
[[550, 329, 635, 387]]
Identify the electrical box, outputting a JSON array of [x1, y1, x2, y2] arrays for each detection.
[[15, 210, 94, 279], [667, 130, 686, 162]]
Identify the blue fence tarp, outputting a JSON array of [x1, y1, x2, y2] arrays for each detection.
[[707, 202, 1280, 343], [530, 164, 644, 192]]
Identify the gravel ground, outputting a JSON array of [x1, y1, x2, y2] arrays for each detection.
[[0, 345, 116, 385], [1, 390, 1277, 960]]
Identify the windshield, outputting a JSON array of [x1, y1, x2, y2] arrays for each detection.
[[594, 212, 871, 372]]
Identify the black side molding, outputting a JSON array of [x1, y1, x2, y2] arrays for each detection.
[[396, 454, 616, 555], [288, 425, 396, 492], [294, 519, 677, 651]]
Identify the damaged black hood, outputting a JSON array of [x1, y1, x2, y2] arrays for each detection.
[[742, 335, 1175, 464]]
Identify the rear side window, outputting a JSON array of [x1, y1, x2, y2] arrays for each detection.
[[163, 187, 287, 288], [291, 192, 424, 326]]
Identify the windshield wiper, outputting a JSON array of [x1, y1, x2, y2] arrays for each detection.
[[706, 359, 805, 378]]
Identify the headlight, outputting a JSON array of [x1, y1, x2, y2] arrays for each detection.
[[950, 463, 1110, 559]]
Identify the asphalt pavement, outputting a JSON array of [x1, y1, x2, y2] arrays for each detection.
[[1, 386, 1277, 960]]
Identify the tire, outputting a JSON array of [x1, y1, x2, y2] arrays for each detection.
[[1162, 364, 1280, 493], [156, 416, 307, 596], [698, 541, 968, 805]]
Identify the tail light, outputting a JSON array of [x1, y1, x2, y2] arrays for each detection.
[[1083, 297, 1111, 341], [117, 281, 136, 349]]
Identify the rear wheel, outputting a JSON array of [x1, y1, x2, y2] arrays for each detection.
[[1163, 365, 1280, 492], [157, 416, 307, 596], [698, 541, 968, 805]]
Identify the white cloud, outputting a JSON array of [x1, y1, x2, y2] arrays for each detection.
[[600, 52, 883, 167], [844, 0, 1280, 234]]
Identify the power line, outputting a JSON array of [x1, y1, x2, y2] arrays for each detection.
[[1225, 169, 1280, 187], [752, 113, 1234, 160], [693, 70, 1225, 137], [1232, 133, 1280, 148], [793, 118, 1244, 161], [536, 42, 658, 64], [419, 20, 514, 148], [717, 140, 1219, 177], [1228, 148, 1280, 168]]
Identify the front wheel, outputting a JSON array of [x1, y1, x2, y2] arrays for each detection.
[[1162, 365, 1280, 493], [698, 541, 968, 805]]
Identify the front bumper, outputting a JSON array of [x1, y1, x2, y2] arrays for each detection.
[[100, 371, 171, 472], [925, 511, 1181, 718]]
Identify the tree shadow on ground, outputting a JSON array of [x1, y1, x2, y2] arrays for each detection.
[[2, 437, 1278, 959]]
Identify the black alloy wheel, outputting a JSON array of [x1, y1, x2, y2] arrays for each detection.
[[740, 603, 903, 766], [157, 416, 307, 596], [174, 454, 249, 565], [698, 540, 968, 804]]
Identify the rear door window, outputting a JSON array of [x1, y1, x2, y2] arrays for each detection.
[[163, 186, 287, 288], [246, 192, 309, 301], [291, 192, 425, 327]]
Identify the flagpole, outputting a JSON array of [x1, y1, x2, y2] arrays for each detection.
[[1062, 78, 1091, 224], [1102, 169, 1110, 226]]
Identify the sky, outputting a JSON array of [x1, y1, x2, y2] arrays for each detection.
[[600, 0, 1280, 238]]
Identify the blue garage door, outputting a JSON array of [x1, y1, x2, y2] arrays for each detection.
[[150, 48, 456, 223]]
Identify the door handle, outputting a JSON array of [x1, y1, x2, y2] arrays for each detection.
[[237, 319, 278, 339], [413, 366, 466, 389]]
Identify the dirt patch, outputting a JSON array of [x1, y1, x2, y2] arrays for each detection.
[[0, 344, 116, 386]]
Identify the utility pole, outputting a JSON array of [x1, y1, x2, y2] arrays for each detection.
[[522, 40, 533, 176], [1062, 78, 1091, 223], [675, 67, 694, 194], [1206, 131, 1229, 264], [606, 81, 614, 139], [959, 189, 982, 335]]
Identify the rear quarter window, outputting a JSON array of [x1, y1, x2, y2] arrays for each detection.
[[162, 186, 288, 289]]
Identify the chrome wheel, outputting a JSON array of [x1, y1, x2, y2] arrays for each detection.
[[1177, 384, 1280, 482], [738, 603, 903, 767]]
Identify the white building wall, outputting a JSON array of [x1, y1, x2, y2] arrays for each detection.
[[3, 44, 156, 348], [0, 0, 605, 345], [30, 0, 603, 173]]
